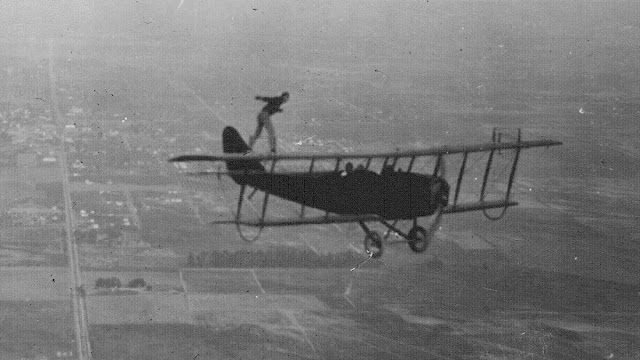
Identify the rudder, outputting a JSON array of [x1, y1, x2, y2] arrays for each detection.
[[223, 126, 252, 154], [222, 126, 265, 176]]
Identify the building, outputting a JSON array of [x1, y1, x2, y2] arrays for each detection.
[[6, 201, 62, 226]]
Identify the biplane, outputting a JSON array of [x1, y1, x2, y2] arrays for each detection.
[[170, 126, 561, 258]]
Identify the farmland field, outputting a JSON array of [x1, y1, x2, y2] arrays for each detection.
[[0, 267, 70, 301], [90, 323, 313, 360], [3, 0, 640, 358], [182, 268, 264, 294], [87, 265, 640, 359], [0, 300, 75, 359], [87, 293, 190, 324]]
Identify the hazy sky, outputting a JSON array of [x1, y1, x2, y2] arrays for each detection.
[[3, 0, 638, 99]]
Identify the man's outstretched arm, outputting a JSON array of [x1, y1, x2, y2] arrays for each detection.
[[255, 95, 278, 102]]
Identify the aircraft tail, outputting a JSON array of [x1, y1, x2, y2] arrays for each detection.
[[223, 126, 252, 154], [222, 126, 265, 175]]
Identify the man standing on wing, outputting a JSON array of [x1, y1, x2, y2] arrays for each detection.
[[249, 91, 289, 153]]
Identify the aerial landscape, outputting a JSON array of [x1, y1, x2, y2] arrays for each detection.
[[1, 1, 639, 359]]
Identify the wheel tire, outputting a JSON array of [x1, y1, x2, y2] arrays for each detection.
[[408, 226, 430, 253], [364, 231, 383, 258]]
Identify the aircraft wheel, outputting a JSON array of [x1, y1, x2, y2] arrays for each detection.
[[408, 226, 430, 253], [364, 231, 383, 258]]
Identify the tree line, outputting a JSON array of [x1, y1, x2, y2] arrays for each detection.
[[186, 246, 378, 269], [95, 277, 151, 290]]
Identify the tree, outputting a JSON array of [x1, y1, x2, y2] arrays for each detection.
[[187, 252, 195, 267], [127, 278, 146, 288], [95, 277, 122, 289], [108, 277, 122, 288], [196, 251, 207, 267]]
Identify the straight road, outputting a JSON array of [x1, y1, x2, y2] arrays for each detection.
[[49, 39, 92, 360]]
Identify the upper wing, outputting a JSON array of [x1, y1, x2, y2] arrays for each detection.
[[169, 139, 561, 163]]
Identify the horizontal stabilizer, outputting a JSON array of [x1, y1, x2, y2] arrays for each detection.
[[169, 154, 221, 162]]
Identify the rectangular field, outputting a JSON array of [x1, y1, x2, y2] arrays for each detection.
[[0, 300, 75, 360], [0, 266, 70, 301], [182, 268, 264, 294], [182, 268, 387, 300], [87, 293, 190, 325]]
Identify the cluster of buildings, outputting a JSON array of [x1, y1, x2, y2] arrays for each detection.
[[6, 202, 62, 226], [0, 105, 60, 168], [1, 104, 64, 228]]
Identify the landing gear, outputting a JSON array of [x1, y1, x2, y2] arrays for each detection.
[[359, 206, 444, 258], [364, 231, 383, 258], [407, 226, 429, 253], [407, 204, 443, 254], [359, 222, 383, 258]]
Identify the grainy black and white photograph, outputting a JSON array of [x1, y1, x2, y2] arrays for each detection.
[[1, 1, 639, 359]]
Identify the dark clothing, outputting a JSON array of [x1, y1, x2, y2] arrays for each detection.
[[256, 95, 288, 115], [250, 93, 288, 153], [249, 111, 276, 153]]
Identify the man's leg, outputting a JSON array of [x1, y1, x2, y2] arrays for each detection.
[[248, 113, 266, 149], [264, 116, 277, 153], [248, 125, 262, 148]]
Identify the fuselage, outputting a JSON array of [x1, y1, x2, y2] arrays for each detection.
[[230, 167, 449, 220], [221, 125, 449, 220]]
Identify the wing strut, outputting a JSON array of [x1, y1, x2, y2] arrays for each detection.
[[300, 158, 315, 219], [259, 160, 278, 223], [480, 149, 495, 201], [326, 157, 342, 220], [480, 127, 523, 220], [483, 146, 521, 220], [235, 184, 246, 222], [407, 156, 416, 172], [453, 152, 468, 206], [433, 154, 444, 176], [235, 184, 264, 243]]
